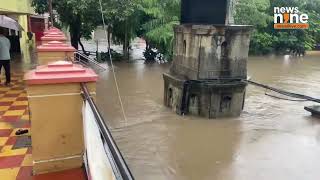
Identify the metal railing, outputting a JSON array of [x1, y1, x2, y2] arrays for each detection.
[[81, 83, 134, 180], [74, 51, 107, 72]]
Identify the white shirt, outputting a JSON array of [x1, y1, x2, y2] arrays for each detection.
[[0, 35, 11, 60]]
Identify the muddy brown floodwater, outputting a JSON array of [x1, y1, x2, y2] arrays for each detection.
[[96, 53, 320, 180]]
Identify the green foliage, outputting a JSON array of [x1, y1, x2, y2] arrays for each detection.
[[31, 0, 101, 50], [31, 0, 48, 14], [250, 32, 275, 54], [97, 0, 141, 59], [32, 0, 320, 57], [235, 0, 320, 55], [139, 0, 180, 61], [234, 0, 271, 28], [99, 49, 123, 62], [100, 0, 138, 22], [54, 0, 101, 39]]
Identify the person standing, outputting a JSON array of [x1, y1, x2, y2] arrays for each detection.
[[0, 28, 11, 86]]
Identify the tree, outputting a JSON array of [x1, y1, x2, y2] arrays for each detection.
[[32, 0, 101, 53], [31, 0, 49, 14], [54, 0, 102, 52], [33, 0, 320, 57], [97, 0, 140, 60], [139, 0, 180, 62], [235, 0, 320, 55]]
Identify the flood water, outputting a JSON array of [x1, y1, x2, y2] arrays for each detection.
[[95, 51, 320, 180]]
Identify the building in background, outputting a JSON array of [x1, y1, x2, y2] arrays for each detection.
[[0, 0, 47, 55], [30, 13, 49, 44]]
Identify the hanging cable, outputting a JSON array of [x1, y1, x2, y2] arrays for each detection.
[[246, 80, 320, 103], [265, 92, 309, 102], [98, 0, 128, 126]]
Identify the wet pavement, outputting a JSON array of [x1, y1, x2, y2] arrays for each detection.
[[0, 53, 86, 180], [94, 50, 320, 180]]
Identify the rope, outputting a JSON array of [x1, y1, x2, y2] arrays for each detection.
[[98, 0, 128, 126]]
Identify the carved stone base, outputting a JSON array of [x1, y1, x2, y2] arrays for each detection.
[[163, 73, 247, 119]]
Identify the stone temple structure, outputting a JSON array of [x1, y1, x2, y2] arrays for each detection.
[[163, 0, 252, 118]]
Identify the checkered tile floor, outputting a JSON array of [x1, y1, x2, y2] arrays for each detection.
[[0, 71, 86, 180], [0, 73, 32, 180]]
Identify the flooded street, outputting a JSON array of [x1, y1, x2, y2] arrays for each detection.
[[2, 0, 320, 179], [95, 51, 320, 180]]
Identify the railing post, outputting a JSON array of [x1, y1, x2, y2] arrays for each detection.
[[37, 27, 75, 65], [37, 41, 76, 65], [24, 61, 98, 175], [41, 31, 67, 45]]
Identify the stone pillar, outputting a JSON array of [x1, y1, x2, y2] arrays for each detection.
[[24, 61, 98, 174], [164, 0, 252, 119], [37, 41, 76, 65]]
